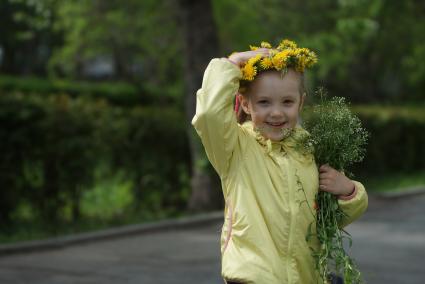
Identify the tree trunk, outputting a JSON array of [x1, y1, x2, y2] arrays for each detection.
[[178, 0, 223, 212], [42, 156, 61, 231], [0, 43, 18, 74], [71, 184, 82, 222]]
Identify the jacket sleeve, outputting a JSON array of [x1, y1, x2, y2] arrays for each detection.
[[191, 58, 242, 178], [338, 181, 368, 228]]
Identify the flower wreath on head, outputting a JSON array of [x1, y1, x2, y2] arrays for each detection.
[[232, 39, 318, 113], [233, 39, 318, 82]]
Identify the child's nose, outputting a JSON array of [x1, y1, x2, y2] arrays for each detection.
[[271, 106, 284, 117]]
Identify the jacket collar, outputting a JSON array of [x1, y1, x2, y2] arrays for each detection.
[[241, 120, 314, 164]]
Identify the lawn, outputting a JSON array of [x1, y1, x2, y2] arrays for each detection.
[[361, 171, 425, 193]]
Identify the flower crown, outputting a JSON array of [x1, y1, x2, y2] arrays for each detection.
[[235, 39, 318, 81]]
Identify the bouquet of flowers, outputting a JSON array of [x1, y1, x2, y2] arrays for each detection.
[[302, 88, 369, 284]]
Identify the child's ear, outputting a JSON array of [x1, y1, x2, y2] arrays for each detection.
[[240, 95, 250, 114]]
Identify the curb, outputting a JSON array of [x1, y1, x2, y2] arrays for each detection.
[[0, 210, 224, 256]]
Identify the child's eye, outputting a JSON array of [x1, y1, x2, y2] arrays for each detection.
[[258, 100, 269, 105], [283, 100, 294, 105]]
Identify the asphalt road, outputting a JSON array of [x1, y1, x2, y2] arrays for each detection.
[[0, 193, 424, 284]]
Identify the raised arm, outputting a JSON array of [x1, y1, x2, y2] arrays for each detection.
[[191, 58, 242, 178]]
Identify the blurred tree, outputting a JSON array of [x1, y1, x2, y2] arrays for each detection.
[[0, 0, 57, 75], [178, 0, 223, 212], [49, 0, 182, 85], [2, 0, 424, 101], [213, 0, 425, 102]]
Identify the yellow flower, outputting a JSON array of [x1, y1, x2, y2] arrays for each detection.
[[296, 56, 307, 72], [278, 39, 297, 50], [269, 49, 279, 57], [260, 41, 272, 48], [295, 48, 317, 71], [272, 50, 290, 70], [234, 38, 317, 80], [297, 48, 310, 56], [247, 54, 262, 65], [272, 58, 285, 70], [242, 64, 257, 81], [306, 51, 318, 67], [260, 57, 273, 69], [286, 49, 298, 58]]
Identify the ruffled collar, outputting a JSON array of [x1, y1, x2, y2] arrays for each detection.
[[241, 120, 314, 164]]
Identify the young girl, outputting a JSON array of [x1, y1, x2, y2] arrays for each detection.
[[191, 40, 368, 284]]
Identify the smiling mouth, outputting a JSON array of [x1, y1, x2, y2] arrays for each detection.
[[266, 122, 286, 128]]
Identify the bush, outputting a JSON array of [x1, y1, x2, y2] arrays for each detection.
[[5, 91, 420, 232], [0, 75, 144, 106], [0, 92, 105, 228], [351, 105, 425, 175], [302, 104, 425, 176], [100, 102, 191, 213], [0, 91, 190, 230]]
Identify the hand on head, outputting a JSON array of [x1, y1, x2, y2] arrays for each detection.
[[228, 48, 270, 67], [319, 164, 355, 197]]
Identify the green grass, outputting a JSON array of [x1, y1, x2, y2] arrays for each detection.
[[0, 165, 191, 245], [350, 105, 425, 122], [361, 171, 425, 193], [0, 208, 188, 245]]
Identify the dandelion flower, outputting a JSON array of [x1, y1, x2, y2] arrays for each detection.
[[296, 55, 307, 72], [260, 41, 272, 48], [272, 50, 290, 70], [242, 64, 257, 81], [278, 39, 297, 50], [232, 38, 317, 82], [247, 54, 262, 66], [260, 57, 273, 69]]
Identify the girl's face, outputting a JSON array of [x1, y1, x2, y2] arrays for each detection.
[[240, 69, 305, 141]]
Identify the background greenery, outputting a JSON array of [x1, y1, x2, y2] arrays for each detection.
[[1, 0, 424, 242]]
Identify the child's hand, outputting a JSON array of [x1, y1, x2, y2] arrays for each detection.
[[228, 48, 270, 67], [319, 164, 355, 197]]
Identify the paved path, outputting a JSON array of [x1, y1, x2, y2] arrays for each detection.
[[349, 193, 425, 284], [1, 193, 424, 284]]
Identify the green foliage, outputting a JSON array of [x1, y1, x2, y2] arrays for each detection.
[[362, 171, 425, 193], [100, 102, 191, 213], [0, 0, 59, 73], [302, 0, 425, 102], [213, 0, 425, 102], [3, 0, 425, 103], [49, 0, 183, 84], [302, 88, 369, 283], [304, 90, 369, 172], [0, 91, 101, 228], [0, 74, 143, 106], [302, 103, 425, 175], [1, 0, 425, 100], [0, 91, 190, 231], [80, 166, 134, 219], [351, 105, 425, 175], [301, 98, 425, 280]]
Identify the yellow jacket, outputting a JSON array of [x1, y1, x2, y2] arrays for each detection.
[[192, 58, 368, 284]]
